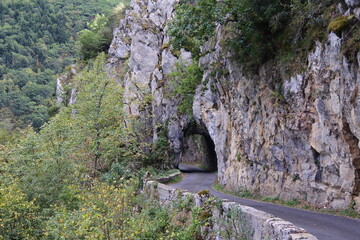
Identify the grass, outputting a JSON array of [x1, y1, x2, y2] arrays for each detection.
[[212, 181, 360, 219]]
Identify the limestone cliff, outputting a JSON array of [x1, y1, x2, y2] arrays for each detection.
[[108, 0, 360, 211], [108, 0, 200, 165]]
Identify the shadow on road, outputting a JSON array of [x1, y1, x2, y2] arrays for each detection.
[[178, 164, 215, 173]]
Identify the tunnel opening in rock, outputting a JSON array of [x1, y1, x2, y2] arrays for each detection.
[[180, 121, 218, 172]]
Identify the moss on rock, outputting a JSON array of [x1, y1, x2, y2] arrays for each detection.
[[328, 15, 354, 35]]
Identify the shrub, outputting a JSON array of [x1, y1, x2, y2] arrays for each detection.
[[78, 14, 109, 60], [167, 0, 217, 58], [45, 181, 138, 239], [146, 121, 172, 169], [0, 185, 43, 239]]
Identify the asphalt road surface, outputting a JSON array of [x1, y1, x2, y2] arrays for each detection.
[[170, 164, 360, 240]]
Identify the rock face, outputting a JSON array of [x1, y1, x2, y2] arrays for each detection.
[[195, 29, 360, 209], [108, 0, 201, 165], [56, 65, 78, 106], [109, 0, 360, 210], [109, 0, 180, 153]]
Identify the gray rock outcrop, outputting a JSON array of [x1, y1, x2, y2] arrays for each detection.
[[108, 0, 360, 211]]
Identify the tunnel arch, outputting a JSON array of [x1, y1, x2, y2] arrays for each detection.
[[180, 120, 218, 171]]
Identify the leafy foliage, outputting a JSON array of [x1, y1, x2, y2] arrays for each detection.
[[13, 116, 77, 208], [169, 60, 203, 115], [70, 54, 142, 175], [167, 0, 217, 58], [45, 181, 137, 239], [0, 185, 44, 239], [44, 180, 211, 240], [146, 121, 171, 169], [78, 14, 110, 60], [168, 0, 289, 63], [168, 0, 338, 70], [78, 3, 129, 60], [0, 55, 139, 210]]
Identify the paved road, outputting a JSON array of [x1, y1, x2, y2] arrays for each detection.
[[171, 164, 360, 240]]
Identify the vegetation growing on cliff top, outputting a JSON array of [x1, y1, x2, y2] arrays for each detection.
[[78, 2, 130, 61], [168, 0, 349, 71]]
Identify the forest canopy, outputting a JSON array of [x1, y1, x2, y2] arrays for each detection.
[[0, 0, 129, 130]]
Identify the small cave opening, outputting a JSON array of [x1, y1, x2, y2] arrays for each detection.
[[179, 120, 218, 172]]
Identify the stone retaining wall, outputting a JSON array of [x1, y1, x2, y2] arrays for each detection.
[[155, 171, 181, 184], [145, 181, 318, 240]]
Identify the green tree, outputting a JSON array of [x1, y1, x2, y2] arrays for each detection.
[[78, 14, 110, 60], [71, 54, 141, 175], [10, 119, 75, 208]]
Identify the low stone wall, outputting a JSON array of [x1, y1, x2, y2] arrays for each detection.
[[155, 171, 181, 184], [144, 181, 318, 240]]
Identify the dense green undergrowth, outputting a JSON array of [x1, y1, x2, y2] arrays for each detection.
[[0, 178, 210, 239]]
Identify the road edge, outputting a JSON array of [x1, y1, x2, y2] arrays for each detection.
[[144, 180, 318, 240]]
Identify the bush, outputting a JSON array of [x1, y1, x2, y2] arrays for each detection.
[[167, 0, 217, 58], [0, 185, 43, 239], [78, 3, 128, 60], [78, 14, 110, 60], [328, 15, 354, 35], [45, 180, 139, 240]]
